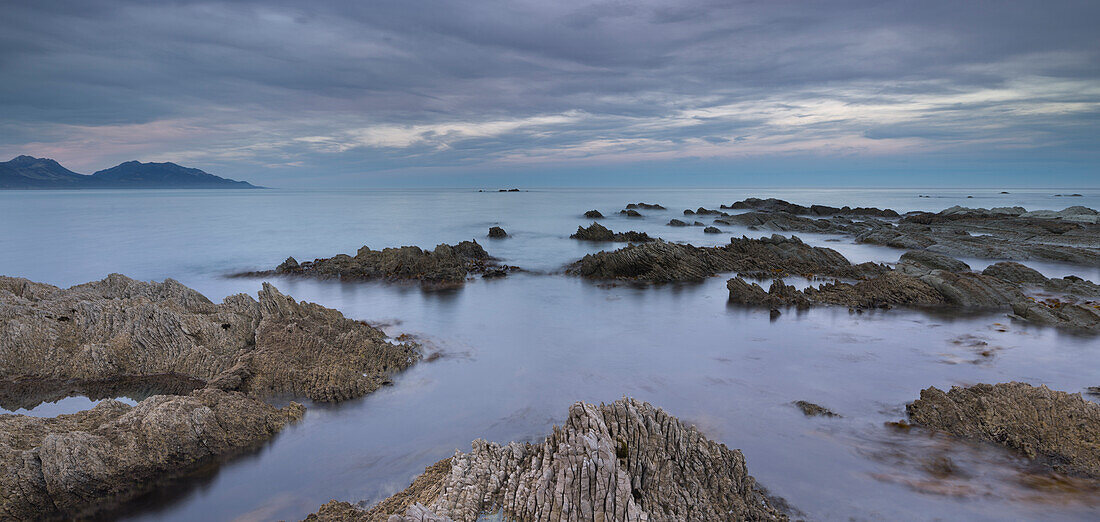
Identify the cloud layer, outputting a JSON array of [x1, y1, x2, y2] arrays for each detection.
[[2, 0, 1097, 186]]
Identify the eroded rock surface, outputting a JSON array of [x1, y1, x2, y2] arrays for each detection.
[[569, 235, 885, 283], [906, 383, 1100, 479], [0, 389, 304, 520], [570, 222, 653, 243], [0, 274, 420, 403], [306, 398, 787, 521], [250, 240, 502, 286]]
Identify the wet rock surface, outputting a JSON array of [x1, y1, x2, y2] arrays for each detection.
[[306, 398, 787, 521], [0, 388, 304, 520], [247, 240, 506, 286], [570, 222, 654, 243], [568, 235, 885, 283], [906, 383, 1100, 479], [0, 274, 420, 403], [725, 250, 1100, 330], [257, 240, 499, 285]]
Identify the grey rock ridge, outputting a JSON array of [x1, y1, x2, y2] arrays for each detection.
[[0, 389, 304, 520], [568, 235, 886, 283], [723, 197, 899, 217], [0, 155, 259, 189], [0, 274, 420, 402], [570, 222, 654, 243], [305, 398, 788, 521], [714, 202, 1100, 267], [247, 240, 510, 287], [726, 250, 1100, 331], [906, 383, 1100, 479]]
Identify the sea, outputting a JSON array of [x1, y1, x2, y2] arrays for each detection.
[[1, 187, 1098, 521]]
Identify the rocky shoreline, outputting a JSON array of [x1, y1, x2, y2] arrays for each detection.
[[0, 275, 421, 519]]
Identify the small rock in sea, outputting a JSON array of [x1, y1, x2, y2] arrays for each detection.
[[668, 219, 688, 226], [683, 209, 695, 215], [967, 195, 974, 198], [620, 209, 642, 217], [1086, 386, 1100, 397], [793, 400, 840, 417], [694, 221, 704, 226], [584, 210, 604, 219], [1000, 191, 1010, 194], [499, 188, 521, 192], [488, 226, 507, 238], [704, 226, 721, 234], [769, 308, 781, 320], [625, 202, 665, 210]]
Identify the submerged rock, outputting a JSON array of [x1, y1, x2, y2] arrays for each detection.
[[793, 401, 840, 418], [247, 240, 502, 286], [668, 218, 688, 226], [568, 235, 885, 283], [619, 209, 643, 217], [570, 222, 653, 243], [906, 383, 1100, 479], [306, 398, 788, 521], [487, 226, 507, 238], [0, 274, 420, 403], [704, 226, 722, 234], [0, 389, 303, 520]]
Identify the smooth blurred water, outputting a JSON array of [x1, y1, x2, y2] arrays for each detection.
[[1, 187, 1098, 521]]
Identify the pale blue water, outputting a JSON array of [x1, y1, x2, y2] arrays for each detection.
[[1, 187, 1098, 521]]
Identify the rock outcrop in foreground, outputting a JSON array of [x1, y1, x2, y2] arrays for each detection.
[[726, 250, 1100, 331], [569, 235, 885, 283], [570, 222, 654, 243], [0, 389, 303, 520], [250, 240, 505, 286], [0, 274, 420, 403], [906, 383, 1100, 479], [307, 398, 787, 521]]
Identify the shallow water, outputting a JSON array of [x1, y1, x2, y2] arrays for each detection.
[[0, 395, 139, 417], [1, 187, 1098, 521]]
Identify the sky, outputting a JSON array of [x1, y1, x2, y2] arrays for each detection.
[[1, 0, 1098, 188]]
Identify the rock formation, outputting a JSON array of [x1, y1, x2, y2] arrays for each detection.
[[583, 210, 604, 219], [722, 198, 898, 217], [570, 223, 653, 243], [0, 389, 303, 520], [487, 226, 507, 238], [305, 398, 788, 521], [625, 202, 665, 210], [725, 250, 1100, 331], [568, 235, 886, 283], [0, 274, 420, 403], [619, 209, 643, 217], [247, 240, 505, 286], [906, 383, 1100, 479]]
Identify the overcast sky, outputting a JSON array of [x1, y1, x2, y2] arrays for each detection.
[[2, 0, 1098, 187]]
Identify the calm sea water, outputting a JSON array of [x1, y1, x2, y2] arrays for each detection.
[[1, 187, 1098, 521]]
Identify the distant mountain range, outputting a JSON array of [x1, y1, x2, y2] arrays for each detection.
[[0, 156, 260, 189]]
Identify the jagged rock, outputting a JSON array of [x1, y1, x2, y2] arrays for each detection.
[[668, 219, 688, 227], [570, 223, 653, 243], [692, 207, 725, 216], [704, 226, 721, 234], [568, 235, 885, 283], [487, 226, 507, 238], [583, 210, 604, 219], [625, 202, 665, 210], [619, 209, 643, 217], [906, 383, 1100, 479], [0, 389, 303, 520], [0, 274, 419, 403], [249, 240, 499, 286], [306, 398, 787, 521], [793, 401, 840, 417]]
